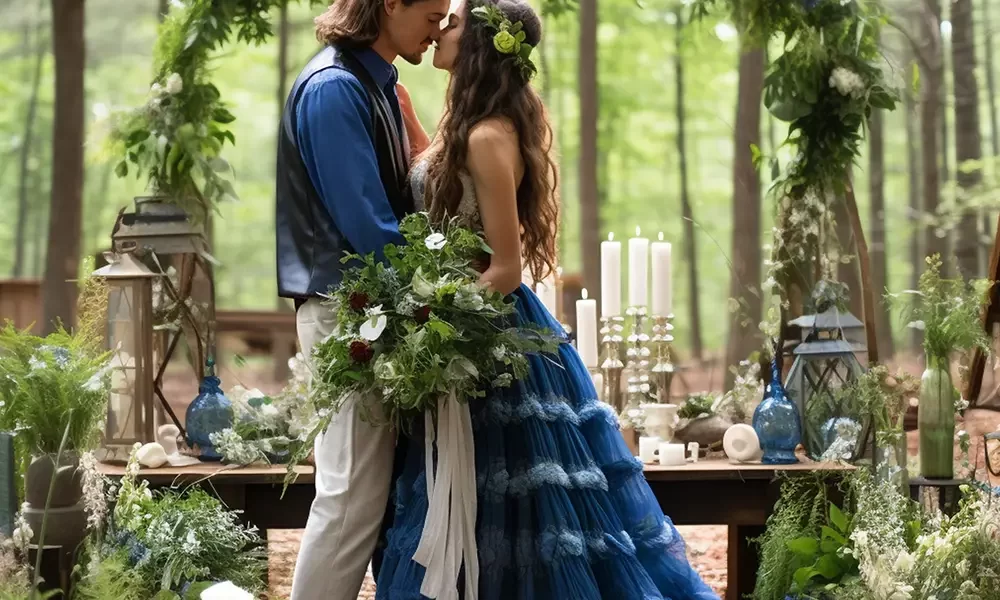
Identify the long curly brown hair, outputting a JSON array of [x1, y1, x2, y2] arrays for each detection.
[[425, 0, 559, 283]]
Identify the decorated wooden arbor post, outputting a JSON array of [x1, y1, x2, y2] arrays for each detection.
[[691, 0, 893, 368]]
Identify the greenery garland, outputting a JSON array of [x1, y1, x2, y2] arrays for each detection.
[[692, 0, 899, 348], [108, 0, 323, 219]]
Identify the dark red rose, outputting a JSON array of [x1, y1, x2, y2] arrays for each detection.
[[414, 305, 432, 324], [349, 341, 374, 363], [348, 292, 369, 311]]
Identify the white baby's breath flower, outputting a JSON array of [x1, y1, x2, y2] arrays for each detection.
[[424, 232, 447, 250], [165, 72, 183, 95]]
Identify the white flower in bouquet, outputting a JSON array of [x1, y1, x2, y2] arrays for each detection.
[[360, 305, 388, 341], [829, 66, 866, 99], [492, 373, 513, 387], [424, 232, 447, 250], [165, 72, 184, 95], [454, 283, 486, 312], [412, 267, 437, 298], [150, 82, 164, 97], [492, 345, 508, 361]]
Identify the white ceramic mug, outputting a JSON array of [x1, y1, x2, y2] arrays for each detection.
[[639, 436, 661, 463], [658, 442, 687, 466]]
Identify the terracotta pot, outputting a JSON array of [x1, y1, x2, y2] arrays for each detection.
[[24, 453, 82, 508]]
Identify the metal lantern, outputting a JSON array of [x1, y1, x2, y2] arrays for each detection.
[[786, 308, 866, 460], [93, 252, 158, 462]]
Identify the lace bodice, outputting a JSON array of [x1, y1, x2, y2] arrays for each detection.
[[408, 158, 483, 232]]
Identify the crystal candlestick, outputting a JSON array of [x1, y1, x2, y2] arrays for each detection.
[[623, 306, 653, 427], [600, 316, 625, 413], [651, 314, 675, 404]]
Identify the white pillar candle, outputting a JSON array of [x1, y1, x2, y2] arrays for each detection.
[[658, 442, 687, 466], [628, 227, 649, 307], [591, 371, 604, 401], [535, 276, 558, 319], [639, 436, 661, 463], [576, 288, 599, 369], [651, 232, 672, 316], [601, 232, 622, 317]]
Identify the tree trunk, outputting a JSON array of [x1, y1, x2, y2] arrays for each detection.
[[869, 109, 895, 358], [31, 161, 46, 276], [724, 47, 764, 391], [274, 1, 294, 382], [921, 0, 946, 268], [579, 0, 600, 301], [14, 8, 46, 278], [41, 0, 86, 333], [982, 0, 999, 265], [675, 8, 701, 359], [905, 61, 922, 351], [952, 0, 983, 279], [834, 187, 863, 318]]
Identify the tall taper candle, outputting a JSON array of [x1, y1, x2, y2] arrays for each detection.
[[628, 227, 649, 307], [651, 232, 672, 316], [576, 288, 599, 368], [601, 232, 622, 317], [535, 276, 558, 318]]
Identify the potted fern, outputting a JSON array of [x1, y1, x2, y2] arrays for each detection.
[[889, 255, 991, 479], [0, 276, 112, 550]]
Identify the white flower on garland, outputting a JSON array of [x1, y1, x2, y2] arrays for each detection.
[[150, 82, 164, 97], [360, 305, 388, 341], [454, 282, 486, 311], [829, 66, 866, 99], [166, 72, 184, 95], [424, 232, 447, 250]]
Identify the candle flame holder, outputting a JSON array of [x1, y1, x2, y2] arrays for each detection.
[[600, 316, 625, 413], [622, 306, 653, 429], [651, 314, 675, 404]]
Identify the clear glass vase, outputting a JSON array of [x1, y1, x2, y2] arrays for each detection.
[[875, 436, 908, 494], [918, 354, 954, 479]]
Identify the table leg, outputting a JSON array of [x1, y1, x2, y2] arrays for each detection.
[[727, 524, 765, 600]]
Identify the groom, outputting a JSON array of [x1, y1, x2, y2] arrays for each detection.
[[275, 0, 447, 598]]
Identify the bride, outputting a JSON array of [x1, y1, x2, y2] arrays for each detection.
[[383, 1, 720, 598]]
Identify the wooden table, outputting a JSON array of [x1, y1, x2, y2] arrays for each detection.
[[100, 458, 852, 599]]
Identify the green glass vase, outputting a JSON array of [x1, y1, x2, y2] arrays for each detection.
[[918, 355, 954, 479]]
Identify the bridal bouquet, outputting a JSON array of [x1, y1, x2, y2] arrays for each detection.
[[288, 213, 557, 468]]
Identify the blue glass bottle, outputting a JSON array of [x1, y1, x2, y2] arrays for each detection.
[[185, 357, 233, 461], [752, 358, 802, 465]]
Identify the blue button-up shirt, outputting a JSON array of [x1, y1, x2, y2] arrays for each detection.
[[295, 48, 406, 261]]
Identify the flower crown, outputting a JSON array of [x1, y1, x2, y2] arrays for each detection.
[[471, 4, 538, 81]]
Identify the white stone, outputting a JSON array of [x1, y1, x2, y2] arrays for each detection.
[[136, 442, 168, 468]]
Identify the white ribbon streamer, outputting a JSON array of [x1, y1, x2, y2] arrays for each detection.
[[413, 390, 479, 600]]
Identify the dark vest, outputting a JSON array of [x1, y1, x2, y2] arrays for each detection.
[[275, 45, 413, 301]]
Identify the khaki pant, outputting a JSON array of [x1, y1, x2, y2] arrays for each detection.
[[290, 299, 395, 600]]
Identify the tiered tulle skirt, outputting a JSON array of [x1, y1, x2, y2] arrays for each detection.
[[376, 284, 719, 600]]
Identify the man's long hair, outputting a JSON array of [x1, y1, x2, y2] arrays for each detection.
[[425, 0, 559, 283], [314, 0, 383, 48]]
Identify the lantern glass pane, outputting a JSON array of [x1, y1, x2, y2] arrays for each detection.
[[106, 283, 138, 443], [800, 355, 862, 460]]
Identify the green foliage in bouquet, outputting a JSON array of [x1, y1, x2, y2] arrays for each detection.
[[887, 254, 992, 362], [290, 213, 559, 476]]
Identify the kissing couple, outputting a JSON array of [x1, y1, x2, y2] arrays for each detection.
[[275, 1, 720, 599]]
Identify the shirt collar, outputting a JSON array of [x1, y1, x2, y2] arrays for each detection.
[[352, 47, 398, 91]]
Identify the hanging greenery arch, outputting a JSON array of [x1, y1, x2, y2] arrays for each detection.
[[108, 1, 325, 220], [693, 0, 900, 363]]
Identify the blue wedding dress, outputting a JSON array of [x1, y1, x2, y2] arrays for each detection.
[[375, 164, 719, 600]]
